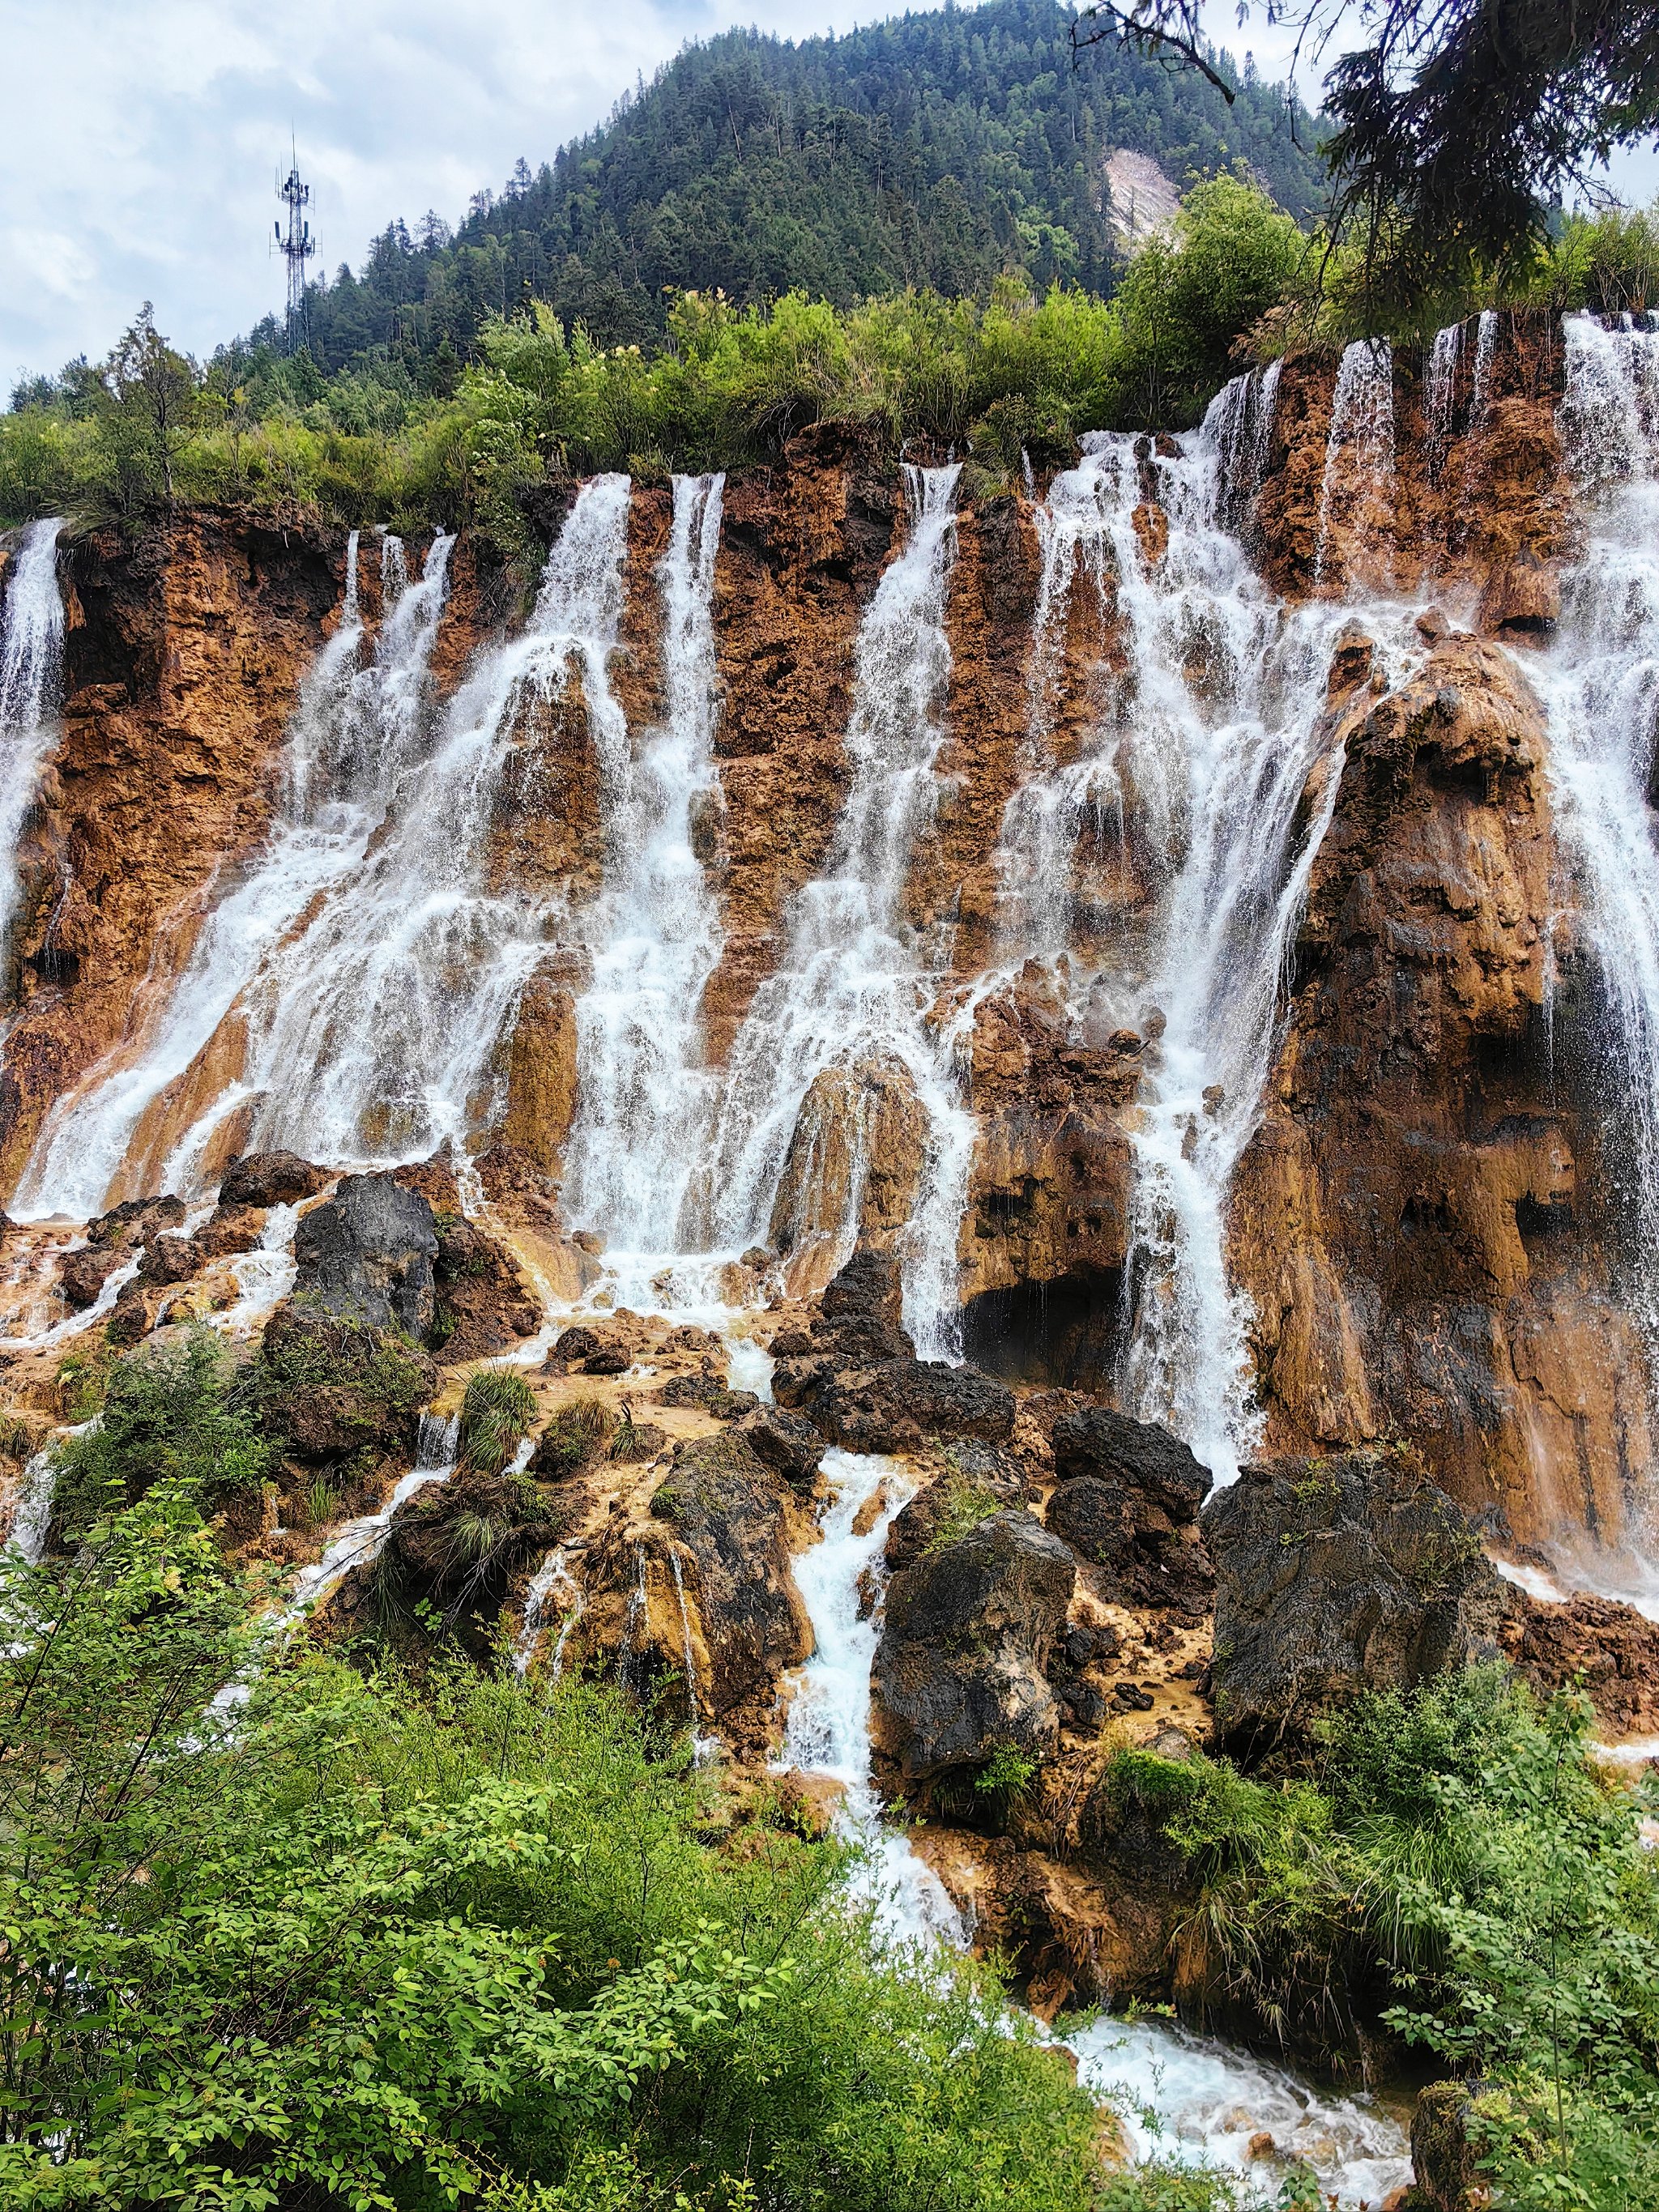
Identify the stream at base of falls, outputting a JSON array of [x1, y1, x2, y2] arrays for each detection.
[[774, 1443, 1412, 2206]]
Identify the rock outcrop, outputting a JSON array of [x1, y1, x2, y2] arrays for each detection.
[[873, 1509, 1075, 1779], [1205, 1449, 1506, 1750], [292, 1174, 438, 1338], [647, 1432, 814, 1718], [1230, 625, 1653, 1554], [1043, 1403, 1214, 1613]]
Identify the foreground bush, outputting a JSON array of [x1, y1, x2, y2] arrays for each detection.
[[0, 1488, 1098, 2210], [1113, 1667, 1659, 2210]]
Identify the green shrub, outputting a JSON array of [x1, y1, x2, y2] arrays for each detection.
[[49, 1326, 271, 1545], [0, 1490, 1100, 2210]]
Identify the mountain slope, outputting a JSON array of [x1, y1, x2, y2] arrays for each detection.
[[262, 0, 1322, 374]]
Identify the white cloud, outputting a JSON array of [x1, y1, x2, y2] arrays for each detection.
[[0, 0, 864, 383], [6, 0, 1655, 392]]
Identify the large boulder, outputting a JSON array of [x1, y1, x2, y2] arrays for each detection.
[[219, 1151, 331, 1208], [1205, 1449, 1505, 1750], [292, 1174, 438, 1338], [738, 1403, 825, 1485], [1051, 1404, 1212, 1519], [258, 1302, 437, 1464], [647, 1433, 813, 1715], [873, 1510, 1075, 1780], [786, 1357, 1016, 1453]]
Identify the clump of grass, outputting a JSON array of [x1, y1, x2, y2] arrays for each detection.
[[457, 1366, 538, 1477], [531, 1393, 618, 1480], [923, 1471, 1003, 1554]]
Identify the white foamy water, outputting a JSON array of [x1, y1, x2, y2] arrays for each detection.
[[562, 473, 727, 1251], [1315, 339, 1397, 588], [1520, 312, 1659, 1578], [991, 416, 1422, 1479], [514, 1543, 583, 1676], [12, 530, 454, 1217], [779, 1447, 1409, 2201], [780, 1447, 970, 1946], [697, 466, 973, 1350], [0, 518, 66, 961], [1069, 2015, 1410, 2204]]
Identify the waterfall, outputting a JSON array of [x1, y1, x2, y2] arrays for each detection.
[[780, 1447, 1410, 2200], [987, 418, 1420, 1479], [12, 529, 454, 1217], [1314, 338, 1397, 587], [514, 1545, 583, 1675], [1205, 361, 1282, 535], [6, 1446, 58, 1563], [698, 466, 970, 1347], [1532, 317, 1659, 1421], [0, 519, 66, 961], [211, 479, 629, 1176], [562, 474, 727, 1252], [1424, 322, 1462, 481]]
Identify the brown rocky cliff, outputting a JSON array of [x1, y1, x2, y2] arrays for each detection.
[[0, 513, 348, 1195], [1230, 629, 1651, 1551]]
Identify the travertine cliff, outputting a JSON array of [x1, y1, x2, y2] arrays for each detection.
[[1, 318, 1648, 1575]]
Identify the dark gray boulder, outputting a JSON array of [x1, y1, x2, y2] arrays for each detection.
[[1043, 1404, 1213, 1611], [739, 1402, 825, 1485], [1205, 1449, 1505, 1750], [794, 1357, 1017, 1453], [292, 1173, 438, 1337], [649, 1433, 813, 1713], [873, 1510, 1075, 1779], [1051, 1404, 1212, 1520]]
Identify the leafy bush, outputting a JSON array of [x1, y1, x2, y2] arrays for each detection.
[[533, 1393, 619, 1479], [49, 1326, 271, 1545], [1116, 1667, 1659, 2209], [0, 1490, 1100, 2210]]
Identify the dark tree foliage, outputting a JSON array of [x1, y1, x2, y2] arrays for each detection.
[[1075, 0, 1659, 281], [232, 0, 1322, 379]]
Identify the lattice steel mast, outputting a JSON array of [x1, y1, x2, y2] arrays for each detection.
[[275, 147, 315, 339]]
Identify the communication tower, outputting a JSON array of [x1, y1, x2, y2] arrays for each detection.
[[275, 150, 316, 333]]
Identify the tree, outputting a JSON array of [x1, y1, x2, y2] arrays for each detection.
[[1073, 0, 1659, 283], [94, 304, 210, 513]]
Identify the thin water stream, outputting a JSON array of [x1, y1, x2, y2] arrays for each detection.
[[0, 518, 66, 962], [778, 1446, 1410, 2204]]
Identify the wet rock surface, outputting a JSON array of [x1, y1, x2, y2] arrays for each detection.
[[646, 1432, 813, 1716], [1045, 1404, 1213, 1612], [873, 1508, 1075, 1779], [1500, 1586, 1659, 1737], [1205, 1448, 1505, 1749], [220, 1151, 331, 1208], [292, 1174, 438, 1338]]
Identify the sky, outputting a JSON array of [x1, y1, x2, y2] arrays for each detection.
[[2, 0, 1655, 392]]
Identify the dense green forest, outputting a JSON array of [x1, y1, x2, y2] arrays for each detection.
[[224, 0, 1322, 377]]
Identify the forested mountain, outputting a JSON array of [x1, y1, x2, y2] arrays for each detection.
[[248, 0, 1323, 375]]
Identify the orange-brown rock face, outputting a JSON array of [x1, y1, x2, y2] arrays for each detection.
[[699, 425, 903, 1059], [0, 514, 491, 1205], [1231, 629, 1651, 1552]]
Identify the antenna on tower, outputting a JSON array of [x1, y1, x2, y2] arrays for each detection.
[[275, 143, 316, 346]]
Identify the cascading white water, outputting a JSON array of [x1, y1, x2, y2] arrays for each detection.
[[780, 1447, 970, 1946], [1528, 314, 1659, 1571], [987, 418, 1421, 1478], [1424, 321, 1463, 480], [12, 529, 454, 1217], [697, 466, 974, 1349], [562, 474, 727, 1251], [780, 1446, 1410, 2201], [201, 482, 630, 1178], [0, 519, 66, 961], [1314, 338, 1397, 587]]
